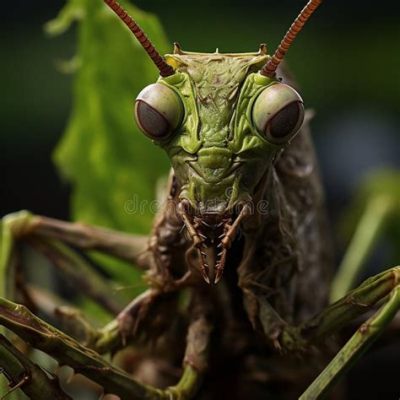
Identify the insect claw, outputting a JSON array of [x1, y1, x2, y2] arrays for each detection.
[[214, 269, 223, 284], [200, 264, 211, 284], [203, 273, 211, 284]]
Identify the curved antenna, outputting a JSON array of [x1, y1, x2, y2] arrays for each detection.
[[104, 0, 175, 77], [260, 0, 323, 78]]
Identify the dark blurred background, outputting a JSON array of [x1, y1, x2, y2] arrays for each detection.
[[1, 1, 400, 399]]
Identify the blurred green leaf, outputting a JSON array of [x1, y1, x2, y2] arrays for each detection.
[[343, 170, 400, 224], [341, 169, 400, 262], [50, 0, 170, 282]]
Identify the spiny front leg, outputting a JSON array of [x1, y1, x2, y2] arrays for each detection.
[[112, 196, 193, 341], [244, 262, 400, 398], [297, 266, 400, 399], [0, 289, 212, 400], [0, 296, 169, 400], [178, 200, 252, 284], [149, 202, 188, 286], [100, 288, 181, 352]]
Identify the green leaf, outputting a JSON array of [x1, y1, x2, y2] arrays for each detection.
[[341, 169, 400, 264], [50, 0, 171, 282]]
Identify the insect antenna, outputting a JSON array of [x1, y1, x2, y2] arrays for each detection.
[[104, 0, 175, 77], [260, 0, 323, 78]]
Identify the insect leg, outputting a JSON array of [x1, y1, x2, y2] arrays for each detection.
[[1, 209, 191, 356], [0, 296, 173, 400], [1, 212, 147, 358], [0, 291, 209, 400], [96, 288, 170, 352], [295, 266, 400, 399], [165, 288, 213, 400], [0, 214, 130, 398], [2, 210, 149, 267], [1, 210, 150, 320], [0, 334, 71, 400], [27, 237, 126, 314]]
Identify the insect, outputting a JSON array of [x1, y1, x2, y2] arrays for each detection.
[[1, 0, 399, 399]]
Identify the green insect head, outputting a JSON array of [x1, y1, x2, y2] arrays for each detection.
[[104, 0, 322, 284], [135, 48, 304, 212]]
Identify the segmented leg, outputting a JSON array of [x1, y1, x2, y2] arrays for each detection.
[[0, 210, 152, 395], [165, 288, 213, 399], [0, 289, 212, 400], [150, 198, 188, 285], [28, 237, 126, 314], [255, 265, 400, 398], [96, 288, 182, 353], [297, 266, 400, 399], [3, 210, 149, 266], [0, 334, 71, 399], [0, 295, 168, 399], [249, 260, 400, 398], [0, 209, 212, 399], [1, 210, 153, 326], [1, 210, 152, 312]]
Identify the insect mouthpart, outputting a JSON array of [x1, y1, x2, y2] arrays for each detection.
[[177, 199, 251, 284]]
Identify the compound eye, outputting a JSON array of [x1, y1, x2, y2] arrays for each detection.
[[135, 83, 183, 140], [252, 83, 305, 144]]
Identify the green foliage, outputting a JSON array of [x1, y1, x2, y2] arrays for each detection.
[[356, 171, 400, 256], [47, 0, 171, 282], [342, 169, 400, 262], [48, 0, 170, 233]]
